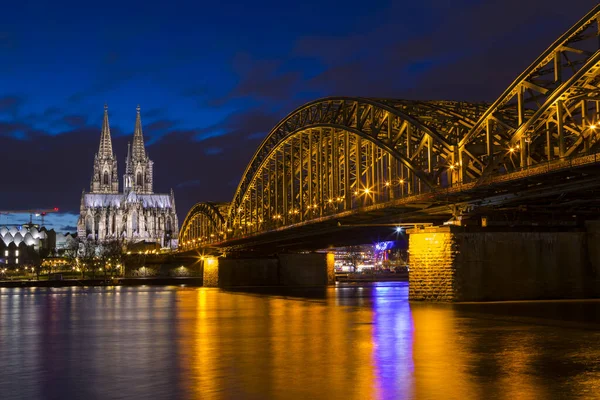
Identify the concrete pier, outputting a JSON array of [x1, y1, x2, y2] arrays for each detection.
[[408, 225, 600, 302], [202, 252, 335, 288]]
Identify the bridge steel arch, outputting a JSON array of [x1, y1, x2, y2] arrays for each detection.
[[459, 5, 600, 180], [179, 5, 600, 249], [179, 202, 228, 247], [222, 97, 489, 240]]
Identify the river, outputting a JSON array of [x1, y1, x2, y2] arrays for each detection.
[[1, 283, 599, 399]]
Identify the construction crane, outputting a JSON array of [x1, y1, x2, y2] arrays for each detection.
[[0, 207, 60, 226]]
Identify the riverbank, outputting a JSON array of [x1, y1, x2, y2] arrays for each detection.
[[336, 271, 409, 282], [0, 273, 408, 288], [0, 277, 204, 288]]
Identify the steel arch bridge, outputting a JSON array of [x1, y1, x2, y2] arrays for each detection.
[[178, 202, 228, 247], [179, 5, 600, 250]]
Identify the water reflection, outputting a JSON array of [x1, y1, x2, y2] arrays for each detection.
[[0, 284, 599, 399], [372, 285, 414, 399]]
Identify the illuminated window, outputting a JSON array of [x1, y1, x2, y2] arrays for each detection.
[[3, 250, 7, 257], [15, 258, 18, 264], [15, 250, 19, 257]]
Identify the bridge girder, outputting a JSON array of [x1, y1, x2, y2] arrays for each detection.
[[179, 5, 600, 250], [224, 98, 492, 237], [179, 202, 228, 247], [460, 5, 600, 180]]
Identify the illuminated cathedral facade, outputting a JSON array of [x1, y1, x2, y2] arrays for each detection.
[[77, 106, 178, 248]]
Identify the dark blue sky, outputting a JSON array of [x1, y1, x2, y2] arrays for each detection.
[[0, 0, 594, 231]]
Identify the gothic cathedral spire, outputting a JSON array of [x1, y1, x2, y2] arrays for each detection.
[[132, 105, 146, 160], [91, 104, 119, 193], [124, 105, 154, 194], [98, 104, 113, 158]]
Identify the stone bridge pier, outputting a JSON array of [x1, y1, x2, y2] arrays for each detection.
[[201, 252, 336, 288], [407, 223, 600, 302]]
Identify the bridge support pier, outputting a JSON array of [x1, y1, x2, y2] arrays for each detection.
[[407, 224, 600, 302], [201, 252, 335, 288]]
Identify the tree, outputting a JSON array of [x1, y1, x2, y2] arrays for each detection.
[[347, 245, 363, 273], [99, 239, 125, 278], [78, 239, 98, 279]]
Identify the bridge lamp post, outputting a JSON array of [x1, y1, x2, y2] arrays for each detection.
[[363, 187, 374, 206], [586, 124, 596, 153]]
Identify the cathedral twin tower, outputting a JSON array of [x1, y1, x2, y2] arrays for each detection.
[[91, 105, 154, 194], [77, 106, 178, 247]]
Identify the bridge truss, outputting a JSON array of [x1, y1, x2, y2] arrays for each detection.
[[180, 5, 600, 250]]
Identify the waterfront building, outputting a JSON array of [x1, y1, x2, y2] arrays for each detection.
[[0, 224, 76, 265], [77, 106, 178, 248]]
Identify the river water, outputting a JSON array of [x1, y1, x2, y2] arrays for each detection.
[[1, 283, 599, 400]]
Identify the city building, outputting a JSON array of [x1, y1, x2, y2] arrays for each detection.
[[77, 106, 179, 248], [0, 224, 76, 265]]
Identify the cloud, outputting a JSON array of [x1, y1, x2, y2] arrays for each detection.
[[145, 119, 177, 132], [68, 69, 140, 104], [190, 107, 281, 142], [207, 54, 303, 108], [0, 95, 23, 117], [62, 115, 88, 128], [292, 0, 593, 102], [142, 108, 164, 119], [204, 146, 223, 155], [143, 119, 179, 144]]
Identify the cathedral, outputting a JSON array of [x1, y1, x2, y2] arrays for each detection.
[[77, 105, 179, 248]]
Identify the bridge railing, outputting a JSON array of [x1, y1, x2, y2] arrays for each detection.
[[179, 150, 600, 250], [472, 150, 600, 186]]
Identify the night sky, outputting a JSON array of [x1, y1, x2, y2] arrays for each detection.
[[0, 0, 594, 232]]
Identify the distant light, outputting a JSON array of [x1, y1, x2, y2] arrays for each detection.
[[395, 226, 403, 233], [591, 124, 596, 130], [364, 188, 370, 194]]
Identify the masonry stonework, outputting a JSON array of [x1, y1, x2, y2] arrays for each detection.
[[408, 226, 600, 302], [408, 228, 458, 301]]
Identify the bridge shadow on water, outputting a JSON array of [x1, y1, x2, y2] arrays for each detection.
[[221, 280, 409, 301], [222, 285, 330, 300], [225, 281, 600, 331]]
